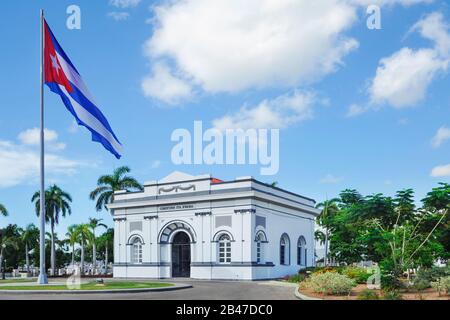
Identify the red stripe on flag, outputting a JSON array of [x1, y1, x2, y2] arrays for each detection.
[[44, 20, 73, 93]]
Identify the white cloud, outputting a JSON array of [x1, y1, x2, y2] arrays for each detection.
[[431, 164, 450, 177], [212, 91, 316, 130], [109, 0, 141, 8], [144, 0, 359, 103], [319, 174, 343, 184], [18, 128, 66, 151], [0, 140, 84, 188], [346, 104, 368, 118], [369, 12, 450, 108], [431, 126, 450, 148], [108, 12, 130, 21], [350, 0, 433, 6], [141, 62, 193, 105], [18, 128, 57, 145]]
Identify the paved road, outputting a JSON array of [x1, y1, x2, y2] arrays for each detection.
[[0, 279, 297, 300]]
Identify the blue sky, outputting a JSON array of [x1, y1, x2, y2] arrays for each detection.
[[1, 0, 450, 237]]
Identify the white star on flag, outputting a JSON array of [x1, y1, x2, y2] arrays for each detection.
[[50, 54, 61, 75]]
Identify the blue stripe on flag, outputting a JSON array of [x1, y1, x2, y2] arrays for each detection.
[[46, 82, 122, 159], [46, 24, 80, 75], [68, 82, 121, 143]]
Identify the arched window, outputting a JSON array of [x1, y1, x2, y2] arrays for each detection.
[[280, 234, 290, 265], [218, 234, 231, 264], [131, 237, 143, 264], [255, 231, 267, 264], [297, 236, 307, 266]]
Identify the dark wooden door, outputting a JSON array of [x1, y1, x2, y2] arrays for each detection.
[[172, 232, 191, 277]]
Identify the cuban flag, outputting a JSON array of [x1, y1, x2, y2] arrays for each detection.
[[44, 20, 123, 159]]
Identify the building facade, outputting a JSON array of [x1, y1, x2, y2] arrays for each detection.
[[109, 172, 320, 280]]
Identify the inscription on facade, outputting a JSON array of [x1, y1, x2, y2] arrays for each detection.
[[158, 204, 195, 211]]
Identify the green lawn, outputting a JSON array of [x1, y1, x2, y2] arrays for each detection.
[[0, 281, 174, 291], [0, 278, 37, 284]]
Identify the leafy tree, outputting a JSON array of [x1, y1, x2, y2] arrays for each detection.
[[339, 189, 363, 207], [66, 225, 79, 266], [20, 224, 39, 273], [316, 199, 339, 266], [97, 228, 114, 273], [90, 166, 143, 212], [319, 186, 449, 268], [74, 224, 93, 275], [31, 185, 72, 276], [0, 204, 7, 218], [0, 227, 19, 275], [88, 218, 107, 273], [421, 183, 450, 260]]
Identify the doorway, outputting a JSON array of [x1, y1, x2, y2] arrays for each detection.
[[171, 232, 191, 277]]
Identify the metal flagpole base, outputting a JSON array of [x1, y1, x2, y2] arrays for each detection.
[[37, 272, 48, 284]]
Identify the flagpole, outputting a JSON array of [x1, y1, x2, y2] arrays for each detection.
[[37, 9, 48, 285]]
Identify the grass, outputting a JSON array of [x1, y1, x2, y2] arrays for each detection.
[[0, 281, 174, 291], [0, 278, 37, 284]]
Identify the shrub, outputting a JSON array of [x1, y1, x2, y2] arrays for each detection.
[[298, 267, 318, 275], [285, 274, 306, 283], [431, 276, 450, 296], [357, 289, 379, 300], [341, 267, 371, 284], [412, 277, 431, 291], [417, 266, 450, 283], [381, 273, 405, 291], [303, 272, 355, 295], [382, 290, 403, 300], [311, 266, 338, 275]]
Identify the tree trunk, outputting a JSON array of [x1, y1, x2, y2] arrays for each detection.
[[0, 250, 4, 279], [324, 229, 329, 266], [92, 228, 97, 274], [25, 243, 30, 274], [105, 241, 108, 275], [51, 223, 56, 276], [80, 243, 85, 276], [71, 243, 75, 267]]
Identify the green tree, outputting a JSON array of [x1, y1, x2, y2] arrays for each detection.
[[32, 185, 72, 276], [88, 218, 107, 273], [74, 224, 93, 275], [0, 204, 7, 218], [421, 183, 450, 260], [97, 228, 114, 274], [0, 228, 19, 277], [316, 198, 340, 266], [90, 166, 143, 212], [20, 224, 39, 274], [66, 225, 79, 267]]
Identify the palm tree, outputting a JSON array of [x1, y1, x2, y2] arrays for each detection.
[[21, 224, 39, 274], [97, 228, 114, 274], [88, 218, 107, 273], [66, 225, 79, 267], [316, 198, 340, 266], [31, 185, 72, 276], [0, 204, 7, 218], [0, 229, 19, 278], [90, 166, 143, 211], [74, 224, 93, 276]]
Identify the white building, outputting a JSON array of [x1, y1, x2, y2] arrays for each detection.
[[108, 172, 320, 280]]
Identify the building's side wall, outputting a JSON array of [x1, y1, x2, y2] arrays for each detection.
[[252, 201, 315, 279]]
